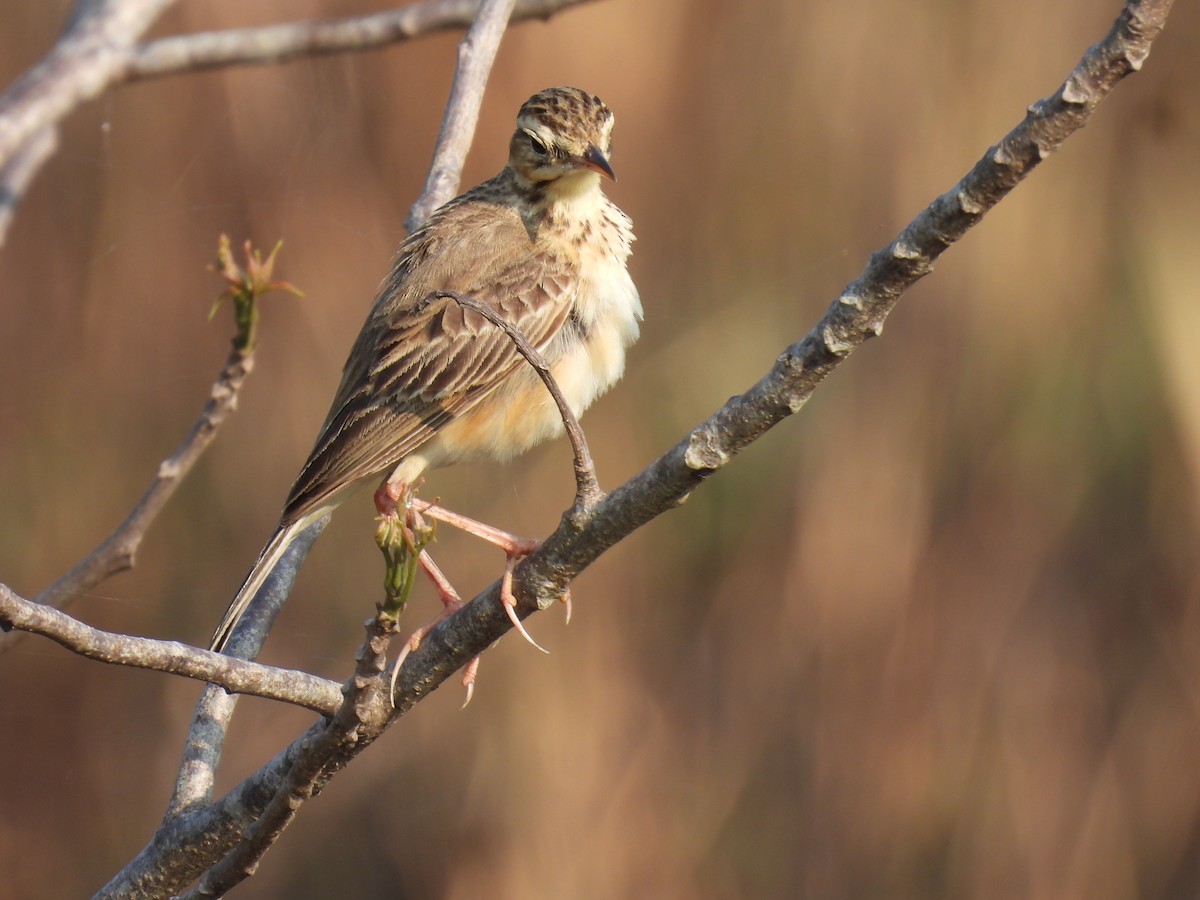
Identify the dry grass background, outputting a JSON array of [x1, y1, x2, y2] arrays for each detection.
[[3, 1, 1200, 897]]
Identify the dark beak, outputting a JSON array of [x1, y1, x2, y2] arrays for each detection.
[[572, 144, 616, 181]]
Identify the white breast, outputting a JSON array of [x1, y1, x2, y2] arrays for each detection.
[[554, 193, 641, 414]]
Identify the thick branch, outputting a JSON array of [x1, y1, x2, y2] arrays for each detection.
[[0, 583, 342, 716], [389, 0, 1179, 701], [0, 0, 177, 168], [187, 610, 394, 897], [97, 3, 1174, 895]]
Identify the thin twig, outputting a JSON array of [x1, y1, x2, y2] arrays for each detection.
[[0, 1, 598, 260], [0, 583, 342, 715], [126, 0, 598, 81], [0, 344, 255, 657], [97, 1, 1176, 895], [431, 289, 603, 507], [405, 0, 519, 230]]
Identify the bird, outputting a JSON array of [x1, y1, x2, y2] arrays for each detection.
[[209, 86, 640, 653]]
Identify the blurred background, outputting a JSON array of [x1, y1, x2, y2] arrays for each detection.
[[2, 1, 1199, 897]]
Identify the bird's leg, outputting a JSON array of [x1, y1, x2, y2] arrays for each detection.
[[378, 482, 561, 698], [388, 547, 480, 707], [413, 499, 569, 647], [413, 499, 539, 556], [373, 478, 414, 519], [377, 484, 480, 706]]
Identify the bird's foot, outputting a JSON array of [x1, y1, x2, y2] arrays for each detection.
[[381, 489, 568, 707], [389, 549, 480, 708], [413, 499, 570, 649]]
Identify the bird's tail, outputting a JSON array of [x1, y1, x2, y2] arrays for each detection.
[[209, 517, 313, 653]]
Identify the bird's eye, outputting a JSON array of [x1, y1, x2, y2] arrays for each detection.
[[527, 133, 549, 157]]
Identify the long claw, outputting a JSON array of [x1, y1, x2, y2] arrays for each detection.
[[388, 629, 424, 707], [560, 589, 572, 625], [389, 550, 482, 707], [389, 657, 403, 706], [461, 656, 480, 709], [385, 489, 552, 707], [502, 558, 549, 654]]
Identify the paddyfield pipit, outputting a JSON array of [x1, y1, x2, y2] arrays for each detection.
[[210, 87, 640, 652]]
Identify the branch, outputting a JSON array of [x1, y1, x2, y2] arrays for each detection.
[[96, 2, 1175, 895], [167, 515, 329, 816], [0, 0, 597, 258], [187, 608, 395, 898], [390, 0, 1177, 698], [125, 0, 598, 81], [406, 0, 519, 230], [0, 0, 177, 170], [35, 348, 252, 610], [430, 289, 602, 507], [0, 583, 342, 716]]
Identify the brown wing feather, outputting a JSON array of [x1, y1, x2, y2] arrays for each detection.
[[281, 177, 577, 525]]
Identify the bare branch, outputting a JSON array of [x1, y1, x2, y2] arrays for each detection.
[[97, 4, 1175, 893], [0, 0, 597, 253], [406, 0, 519, 230], [431, 289, 603, 507], [392, 0, 1181, 695], [188, 607, 395, 898], [0, 582, 342, 716], [32, 350, 253, 611], [0, 0, 177, 169], [126, 0, 598, 81]]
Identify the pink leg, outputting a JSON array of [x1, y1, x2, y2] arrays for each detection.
[[390, 550, 480, 707], [374, 479, 414, 518], [385, 487, 566, 705], [413, 499, 568, 642], [412, 499, 539, 556]]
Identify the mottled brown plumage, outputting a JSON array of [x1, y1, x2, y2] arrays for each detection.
[[210, 87, 639, 652]]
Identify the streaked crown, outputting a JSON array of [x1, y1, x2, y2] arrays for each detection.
[[509, 87, 617, 187]]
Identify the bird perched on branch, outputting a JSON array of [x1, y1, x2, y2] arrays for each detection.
[[210, 86, 640, 652]]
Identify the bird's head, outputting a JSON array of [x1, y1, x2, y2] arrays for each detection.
[[509, 87, 616, 194]]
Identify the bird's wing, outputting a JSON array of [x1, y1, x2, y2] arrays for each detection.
[[281, 205, 577, 524]]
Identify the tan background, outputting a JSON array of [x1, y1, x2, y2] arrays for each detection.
[[3, 1, 1200, 897]]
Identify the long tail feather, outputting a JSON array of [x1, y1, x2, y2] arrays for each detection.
[[209, 517, 313, 652]]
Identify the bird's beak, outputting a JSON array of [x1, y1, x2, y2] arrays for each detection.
[[572, 144, 616, 181]]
